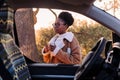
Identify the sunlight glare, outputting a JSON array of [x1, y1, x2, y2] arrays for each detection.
[[34, 8, 92, 30], [34, 0, 120, 30], [34, 9, 56, 30]]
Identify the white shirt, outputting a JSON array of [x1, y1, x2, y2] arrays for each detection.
[[48, 32, 74, 56]]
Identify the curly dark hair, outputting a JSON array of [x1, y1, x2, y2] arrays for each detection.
[[58, 11, 74, 26]]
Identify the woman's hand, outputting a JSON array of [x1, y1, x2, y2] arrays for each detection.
[[44, 44, 56, 52], [50, 45, 56, 51], [44, 44, 50, 53]]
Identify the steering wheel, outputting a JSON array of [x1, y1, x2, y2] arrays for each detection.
[[74, 37, 107, 80]]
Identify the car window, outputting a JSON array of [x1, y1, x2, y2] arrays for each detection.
[[15, 8, 112, 63]]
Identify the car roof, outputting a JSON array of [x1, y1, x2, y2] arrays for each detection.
[[6, 0, 120, 36], [7, 0, 95, 9]]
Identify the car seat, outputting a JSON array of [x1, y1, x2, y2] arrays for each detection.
[[0, 4, 32, 80], [0, 33, 32, 80]]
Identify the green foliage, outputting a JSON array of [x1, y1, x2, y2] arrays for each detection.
[[69, 24, 112, 56], [35, 24, 112, 59], [35, 27, 55, 53]]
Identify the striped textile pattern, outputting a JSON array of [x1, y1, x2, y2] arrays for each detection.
[[0, 5, 31, 80], [0, 5, 14, 35], [0, 34, 32, 80]]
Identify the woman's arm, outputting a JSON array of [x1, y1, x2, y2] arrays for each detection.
[[55, 37, 82, 64]]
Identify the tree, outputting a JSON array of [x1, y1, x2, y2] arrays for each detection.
[[33, 8, 39, 24], [96, 0, 120, 17], [15, 8, 40, 62]]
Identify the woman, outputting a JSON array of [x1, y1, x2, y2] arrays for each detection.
[[42, 11, 82, 64]]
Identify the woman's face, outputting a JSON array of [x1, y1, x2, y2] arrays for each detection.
[[52, 18, 68, 34]]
